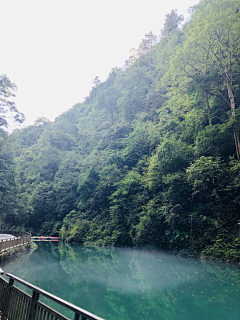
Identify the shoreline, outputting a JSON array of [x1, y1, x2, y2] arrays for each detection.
[[62, 240, 240, 265], [0, 242, 36, 267]]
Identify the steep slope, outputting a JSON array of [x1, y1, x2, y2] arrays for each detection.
[[5, 0, 240, 261]]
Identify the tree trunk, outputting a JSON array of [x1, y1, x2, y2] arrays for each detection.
[[219, 46, 240, 162], [204, 88, 211, 127], [227, 81, 240, 162]]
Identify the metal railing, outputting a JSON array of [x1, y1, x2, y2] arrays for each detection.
[[0, 232, 31, 252], [0, 273, 105, 320]]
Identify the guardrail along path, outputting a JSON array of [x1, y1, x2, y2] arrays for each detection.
[[0, 273, 105, 320]]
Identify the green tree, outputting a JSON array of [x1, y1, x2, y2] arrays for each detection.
[[0, 136, 17, 223], [161, 10, 183, 38], [170, 0, 240, 160], [0, 74, 25, 228], [0, 74, 24, 130]]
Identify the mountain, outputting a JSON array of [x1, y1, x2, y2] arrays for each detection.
[[1, 0, 240, 261]]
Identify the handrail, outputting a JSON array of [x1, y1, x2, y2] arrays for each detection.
[[0, 233, 31, 252], [6, 273, 105, 320]]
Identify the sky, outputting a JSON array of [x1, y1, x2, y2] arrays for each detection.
[[0, 0, 200, 130]]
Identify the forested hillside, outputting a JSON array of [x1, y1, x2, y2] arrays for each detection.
[[1, 0, 240, 261]]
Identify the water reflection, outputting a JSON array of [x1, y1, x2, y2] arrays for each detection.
[[2, 242, 240, 320]]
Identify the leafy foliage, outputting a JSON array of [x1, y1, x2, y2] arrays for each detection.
[[1, 0, 240, 261]]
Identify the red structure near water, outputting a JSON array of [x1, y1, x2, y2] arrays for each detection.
[[31, 236, 60, 241]]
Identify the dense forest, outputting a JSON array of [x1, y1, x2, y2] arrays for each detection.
[[0, 0, 240, 261]]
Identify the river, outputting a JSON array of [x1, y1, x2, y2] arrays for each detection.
[[2, 242, 240, 320]]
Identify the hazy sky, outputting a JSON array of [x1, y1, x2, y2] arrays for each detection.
[[0, 0, 199, 130]]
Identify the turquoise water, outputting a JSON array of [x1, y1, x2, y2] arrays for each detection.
[[2, 242, 240, 320]]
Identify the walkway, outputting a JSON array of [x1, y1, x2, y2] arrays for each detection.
[[0, 235, 16, 241]]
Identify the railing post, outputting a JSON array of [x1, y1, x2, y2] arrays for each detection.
[[2, 277, 14, 319], [74, 313, 80, 320], [28, 290, 39, 320], [9, 278, 14, 286], [74, 314, 87, 320]]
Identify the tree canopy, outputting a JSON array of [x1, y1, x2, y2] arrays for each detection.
[[1, 0, 240, 262]]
